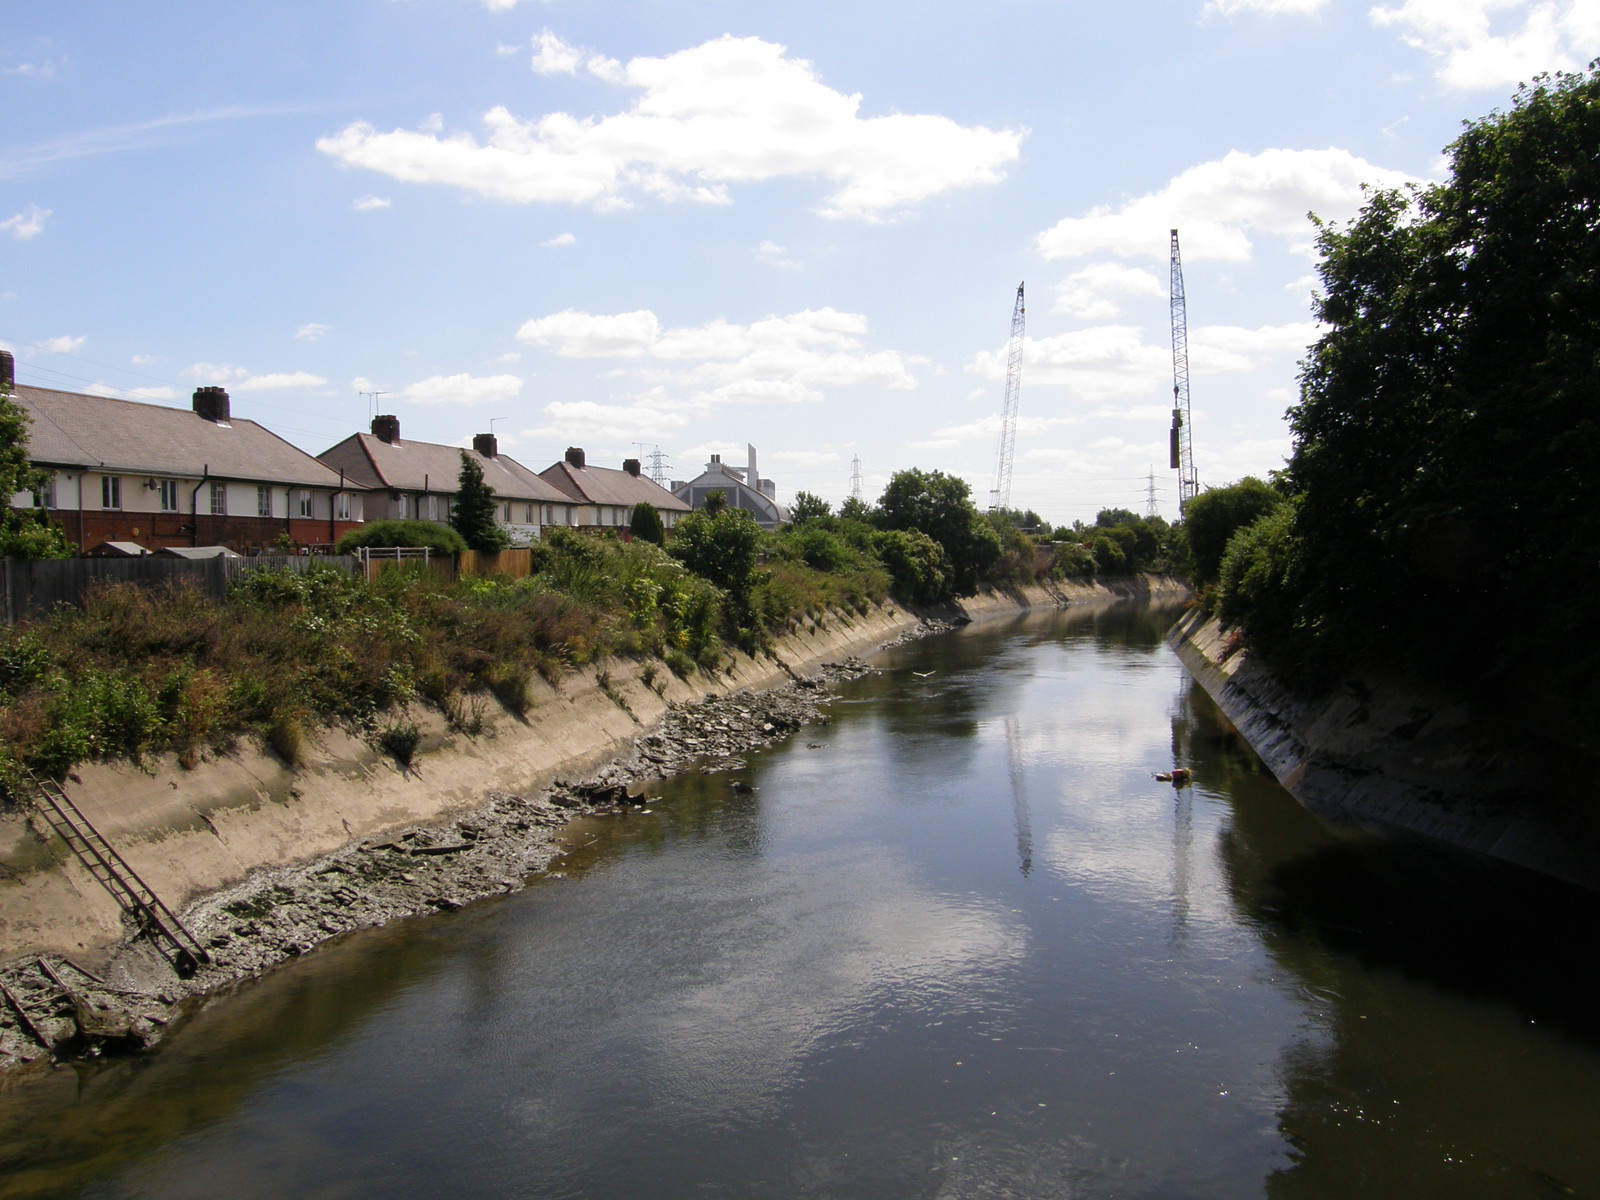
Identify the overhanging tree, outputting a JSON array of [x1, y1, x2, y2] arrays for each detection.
[[1255, 66, 1600, 741]]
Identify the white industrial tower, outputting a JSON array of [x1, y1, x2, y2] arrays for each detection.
[[989, 283, 1025, 513]]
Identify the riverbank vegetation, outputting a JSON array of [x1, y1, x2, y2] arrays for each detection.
[[1199, 67, 1600, 756], [0, 459, 1181, 789]]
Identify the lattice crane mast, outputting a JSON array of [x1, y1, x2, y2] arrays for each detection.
[[1168, 230, 1198, 511], [989, 282, 1025, 513]]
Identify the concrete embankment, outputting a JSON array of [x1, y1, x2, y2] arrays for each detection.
[[0, 576, 1181, 970], [1168, 608, 1600, 891]]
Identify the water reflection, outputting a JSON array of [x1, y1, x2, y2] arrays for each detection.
[[1177, 678, 1600, 1198], [1, 601, 1596, 1199]]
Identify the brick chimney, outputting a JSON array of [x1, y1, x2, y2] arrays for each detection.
[[0, 350, 13, 393], [193, 386, 231, 423], [565, 446, 586, 469], [473, 433, 498, 458], [623, 458, 641, 477], [371, 414, 401, 444]]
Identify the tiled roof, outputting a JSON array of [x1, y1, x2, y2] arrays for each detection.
[[14, 385, 352, 489], [318, 434, 572, 504], [539, 461, 692, 511]]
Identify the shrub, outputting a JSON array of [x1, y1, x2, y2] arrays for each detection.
[[875, 529, 952, 605], [335, 520, 467, 555], [377, 722, 422, 768]]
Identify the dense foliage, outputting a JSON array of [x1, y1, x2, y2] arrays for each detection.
[[874, 468, 1001, 599], [335, 520, 468, 555], [0, 384, 72, 559], [1182, 478, 1284, 586], [629, 502, 665, 546], [1215, 68, 1600, 747]]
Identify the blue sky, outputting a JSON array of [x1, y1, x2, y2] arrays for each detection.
[[3, 1, 1595, 523]]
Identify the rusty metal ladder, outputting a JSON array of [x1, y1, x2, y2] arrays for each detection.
[[23, 770, 210, 974]]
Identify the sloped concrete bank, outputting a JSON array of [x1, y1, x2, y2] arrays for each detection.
[[0, 577, 1181, 1073], [1168, 608, 1600, 892]]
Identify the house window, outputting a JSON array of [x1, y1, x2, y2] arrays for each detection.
[[426, 495, 440, 521], [298, 490, 313, 518], [210, 482, 226, 515], [101, 476, 121, 510], [502, 501, 512, 522], [257, 485, 272, 517], [159, 480, 179, 512], [395, 494, 408, 519], [524, 504, 534, 523], [335, 493, 351, 521], [32, 478, 55, 509]]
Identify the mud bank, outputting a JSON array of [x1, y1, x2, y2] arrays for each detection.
[[1168, 608, 1600, 891]]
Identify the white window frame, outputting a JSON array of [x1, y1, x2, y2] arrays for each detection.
[[210, 482, 227, 516], [334, 492, 351, 521], [101, 476, 121, 510], [257, 485, 272, 518], [159, 480, 179, 512], [298, 490, 313, 518], [32, 478, 56, 509]]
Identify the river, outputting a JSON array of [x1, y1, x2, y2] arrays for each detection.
[[1, 600, 1597, 1199]]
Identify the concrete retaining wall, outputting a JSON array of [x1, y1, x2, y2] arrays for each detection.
[[1168, 608, 1600, 891]]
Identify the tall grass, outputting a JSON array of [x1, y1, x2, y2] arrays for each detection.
[[0, 529, 896, 792]]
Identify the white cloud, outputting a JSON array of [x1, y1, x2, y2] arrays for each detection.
[[542, 231, 576, 247], [317, 35, 1022, 222], [496, 352, 522, 363], [234, 371, 326, 392], [353, 195, 391, 211], [531, 30, 583, 75], [183, 363, 325, 390], [1035, 148, 1419, 264], [3, 60, 60, 79], [909, 412, 1081, 451], [295, 322, 331, 341], [1205, 0, 1328, 14], [1052, 262, 1166, 318], [2, 205, 49, 240], [756, 240, 802, 269], [401, 372, 524, 405], [967, 320, 1314, 405], [1370, 0, 1597, 88], [131, 354, 153, 365], [530, 397, 690, 441], [518, 306, 921, 411], [40, 334, 84, 354]]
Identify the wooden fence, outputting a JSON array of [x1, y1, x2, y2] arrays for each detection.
[[1, 547, 542, 623], [0, 555, 354, 624]]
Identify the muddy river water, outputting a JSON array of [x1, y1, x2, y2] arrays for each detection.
[[2, 600, 1598, 1199]]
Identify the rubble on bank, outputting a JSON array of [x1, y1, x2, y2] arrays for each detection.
[[0, 658, 881, 1077]]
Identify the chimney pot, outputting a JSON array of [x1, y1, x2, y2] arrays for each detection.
[[623, 458, 641, 477], [473, 432, 498, 459], [371, 414, 401, 444], [565, 446, 586, 469], [193, 386, 231, 423], [0, 350, 13, 394]]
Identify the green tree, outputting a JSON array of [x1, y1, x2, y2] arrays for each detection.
[[838, 495, 873, 523], [0, 381, 73, 559], [1182, 477, 1284, 586], [669, 507, 761, 606], [1256, 66, 1600, 739], [875, 468, 1001, 596], [629, 502, 665, 546], [702, 487, 727, 517], [875, 528, 952, 605], [449, 451, 509, 553], [788, 490, 831, 524]]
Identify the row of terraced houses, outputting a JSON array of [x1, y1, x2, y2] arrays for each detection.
[[1, 351, 713, 555]]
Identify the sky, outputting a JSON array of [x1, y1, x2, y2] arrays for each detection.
[[3, 2, 1595, 525]]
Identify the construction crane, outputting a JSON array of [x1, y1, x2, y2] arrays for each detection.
[[989, 282, 1026, 513], [1168, 230, 1198, 512]]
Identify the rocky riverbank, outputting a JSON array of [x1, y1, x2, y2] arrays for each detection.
[[0, 653, 905, 1077]]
